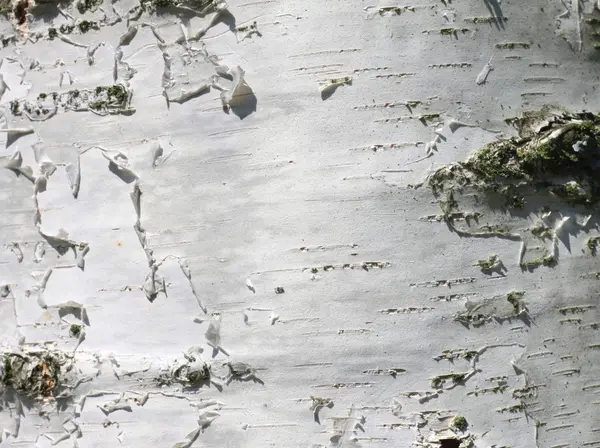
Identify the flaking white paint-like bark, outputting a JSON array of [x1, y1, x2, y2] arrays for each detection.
[[1, 0, 600, 447]]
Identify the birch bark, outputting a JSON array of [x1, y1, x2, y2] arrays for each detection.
[[1, 0, 600, 447]]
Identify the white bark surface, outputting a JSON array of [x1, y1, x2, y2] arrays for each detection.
[[1, 0, 600, 447]]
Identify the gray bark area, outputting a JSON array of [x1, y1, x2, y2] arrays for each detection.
[[1, 0, 600, 446]]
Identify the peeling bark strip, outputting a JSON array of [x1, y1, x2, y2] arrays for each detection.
[[2, 0, 600, 447]]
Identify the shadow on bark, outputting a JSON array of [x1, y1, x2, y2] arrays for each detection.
[[225, 85, 257, 120], [483, 0, 505, 30]]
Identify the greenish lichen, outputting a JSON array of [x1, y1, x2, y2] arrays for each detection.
[[236, 21, 258, 33], [152, 0, 179, 7], [431, 372, 467, 389], [476, 386, 501, 396], [328, 76, 352, 85], [377, 6, 415, 15], [476, 254, 501, 272], [504, 192, 525, 209], [440, 190, 459, 216], [520, 249, 556, 269], [465, 16, 508, 24], [11, 84, 131, 118], [1, 36, 15, 48], [559, 306, 593, 315], [506, 291, 526, 314], [467, 385, 507, 396], [59, 24, 75, 34], [440, 28, 470, 36], [89, 101, 107, 110], [434, 349, 478, 362], [453, 313, 488, 326], [107, 85, 127, 102], [77, 0, 103, 14], [69, 324, 83, 338], [78, 20, 99, 33], [497, 401, 526, 413], [419, 113, 441, 122], [428, 111, 600, 210], [451, 415, 468, 431], [0, 0, 11, 14], [310, 396, 334, 411], [530, 223, 553, 239], [176, 364, 209, 385], [475, 224, 510, 235], [10, 100, 20, 115], [495, 42, 530, 49], [1, 352, 63, 399], [551, 181, 590, 206], [158, 358, 210, 387], [454, 290, 529, 327], [588, 236, 600, 255], [512, 385, 538, 399]]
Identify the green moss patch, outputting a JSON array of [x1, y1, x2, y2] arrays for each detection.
[[431, 372, 467, 389], [428, 110, 600, 210], [451, 415, 468, 431]]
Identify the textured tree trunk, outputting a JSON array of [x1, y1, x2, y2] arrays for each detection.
[[1, 0, 600, 447]]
